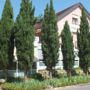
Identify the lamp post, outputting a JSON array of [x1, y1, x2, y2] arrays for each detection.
[[13, 39, 19, 77], [15, 56, 18, 77], [13, 47, 19, 77]]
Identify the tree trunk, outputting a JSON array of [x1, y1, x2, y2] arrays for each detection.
[[67, 69, 71, 78], [86, 69, 88, 76], [48, 69, 53, 79], [24, 68, 29, 81], [84, 68, 89, 76]]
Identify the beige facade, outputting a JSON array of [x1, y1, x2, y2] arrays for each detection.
[[14, 3, 90, 72], [57, 6, 90, 48]]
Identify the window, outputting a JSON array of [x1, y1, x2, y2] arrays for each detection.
[[38, 49, 43, 59], [74, 60, 79, 67], [71, 27, 77, 32], [39, 61, 45, 66], [72, 17, 78, 25], [56, 62, 60, 66]]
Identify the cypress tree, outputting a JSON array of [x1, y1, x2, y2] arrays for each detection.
[[0, 0, 13, 78], [77, 9, 90, 74], [41, 0, 59, 78], [0, 20, 1, 28], [61, 21, 74, 77], [15, 0, 35, 78], [0, 20, 3, 69]]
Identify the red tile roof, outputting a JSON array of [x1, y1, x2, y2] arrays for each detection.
[[35, 22, 42, 30], [35, 3, 90, 36]]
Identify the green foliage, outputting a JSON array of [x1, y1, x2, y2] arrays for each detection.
[[41, 0, 59, 76], [1, 80, 44, 90], [38, 70, 50, 79], [0, 0, 14, 69], [7, 77, 24, 83], [53, 69, 67, 78], [1, 83, 24, 90], [2, 75, 90, 90], [15, 0, 35, 76], [24, 80, 44, 90], [36, 15, 43, 23], [0, 20, 1, 29], [78, 9, 90, 74], [72, 67, 85, 76], [61, 21, 74, 75], [30, 73, 44, 81]]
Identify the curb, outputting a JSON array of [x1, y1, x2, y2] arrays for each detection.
[[45, 83, 90, 90]]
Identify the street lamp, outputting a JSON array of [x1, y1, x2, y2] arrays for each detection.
[[15, 55, 19, 77], [13, 39, 19, 77], [13, 47, 19, 77]]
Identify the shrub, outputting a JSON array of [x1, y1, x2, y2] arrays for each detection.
[[38, 70, 50, 79], [7, 77, 23, 82], [72, 68, 85, 76], [52, 69, 67, 78], [30, 73, 44, 80], [38, 69, 67, 79]]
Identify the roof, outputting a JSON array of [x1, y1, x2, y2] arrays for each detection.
[[34, 22, 42, 30], [56, 3, 90, 19], [34, 22, 42, 36], [35, 3, 90, 34]]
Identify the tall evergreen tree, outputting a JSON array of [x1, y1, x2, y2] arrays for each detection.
[[0, 0, 13, 78], [0, 20, 1, 28], [61, 21, 74, 77], [77, 9, 90, 74], [0, 20, 3, 69], [15, 0, 35, 78], [41, 0, 59, 78]]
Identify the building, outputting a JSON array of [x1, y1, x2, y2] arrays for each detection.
[[11, 3, 90, 75], [33, 3, 90, 73]]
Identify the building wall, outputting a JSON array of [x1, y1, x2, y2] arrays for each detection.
[[57, 7, 82, 44], [13, 6, 90, 73], [57, 7, 90, 46], [35, 7, 90, 72], [34, 36, 63, 72]]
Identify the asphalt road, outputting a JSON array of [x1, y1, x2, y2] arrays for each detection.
[[52, 84, 90, 90]]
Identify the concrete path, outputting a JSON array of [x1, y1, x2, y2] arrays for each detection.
[[46, 84, 90, 90]]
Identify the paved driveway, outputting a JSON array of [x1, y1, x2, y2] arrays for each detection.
[[46, 84, 90, 90]]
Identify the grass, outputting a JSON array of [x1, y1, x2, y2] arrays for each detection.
[[1, 75, 90, 90]]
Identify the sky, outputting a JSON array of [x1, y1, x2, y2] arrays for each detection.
[[0, 0, 90, 20]]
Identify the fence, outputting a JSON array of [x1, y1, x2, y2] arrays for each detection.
[[0, 69, 36, 78], [0, 70, 24, 78]]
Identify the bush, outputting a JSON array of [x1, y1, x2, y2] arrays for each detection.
[[1, 75, 90, 90], [30, 73, 44, 81], [7, 77, 23, 82], [38, 70, 50, 79], [38, 69, 67, 79], [72, 68, 85, 76], [52, 69, 67, 78]]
